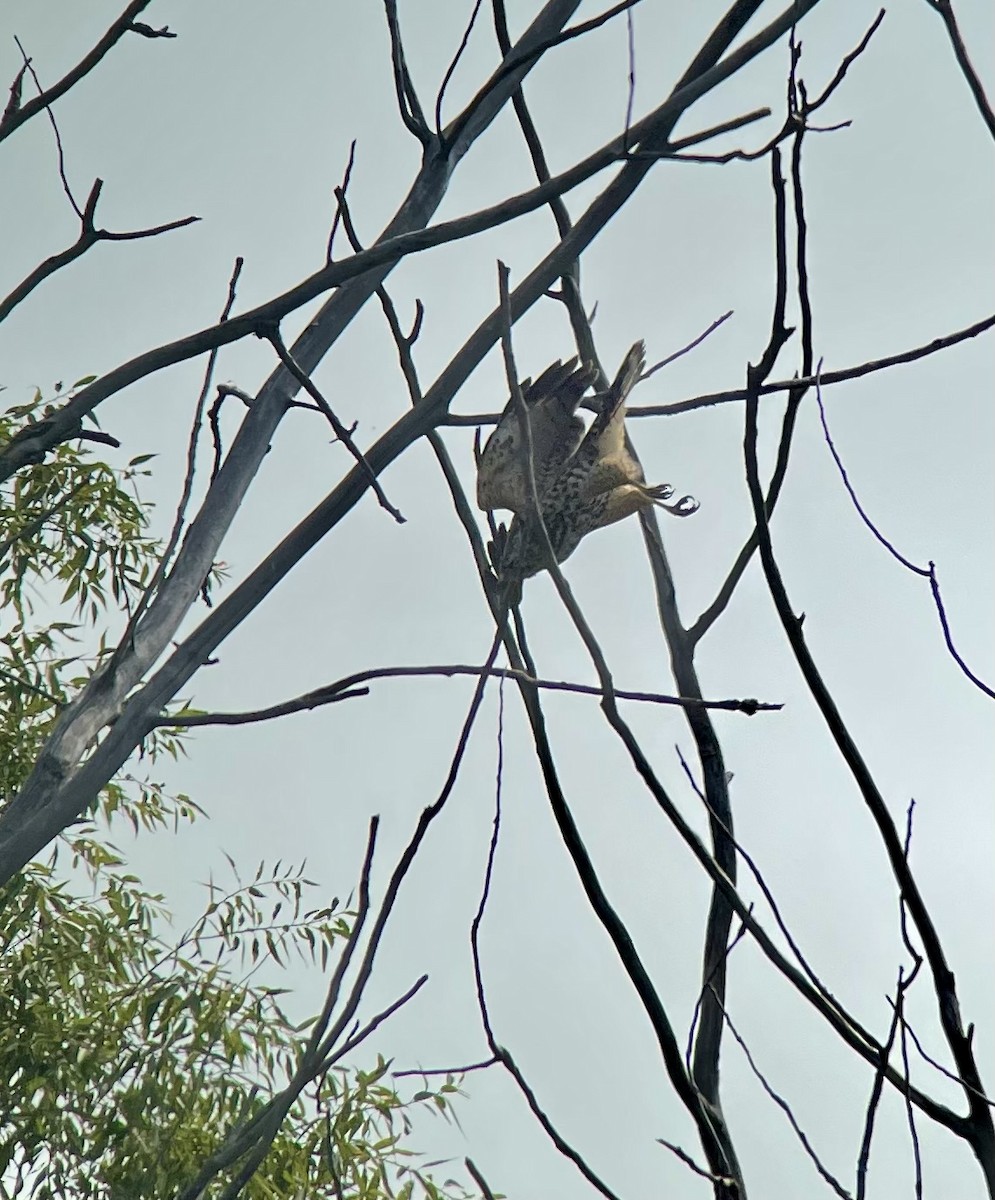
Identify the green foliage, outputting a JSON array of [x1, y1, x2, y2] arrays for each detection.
[[0, 383, 161, 806], [0, 383, 156, 626], [0, 388, 475, 1199], [0, 854, 470, 1199]]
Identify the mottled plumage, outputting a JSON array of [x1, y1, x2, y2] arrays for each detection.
[[475, 358, 596, 515], [478, 341, 696, 586]]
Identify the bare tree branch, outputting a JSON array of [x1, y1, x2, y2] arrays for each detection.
[[743, 196, 995, 1188], [466, 682, 625, 1200], [448, 311, 995, 427], [815, 376, 994, 700], [0, 2, 599, 884], [435, 0, 486, 134], [0, 99, 769, 483], [656, 1138, 740, 1190], [0, 2, 160, 143], [0, 177, 199, 326], [265, 324, 406, 524], [856, 980, 903, 1200], [923, 0, 995, 140], [464, 1159, 498, 1200], [157, 661, 777, 727], [640, 311, 734, 380], [720, 998, 855, 1198], [115, 257, 244, 654], [495, 262, 745, 1194], [806, 9, 886, 111], [382, 0, 431, 143], [448, 0, 645, 151]]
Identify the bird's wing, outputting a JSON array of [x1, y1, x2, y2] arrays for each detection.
[[476, 358, 594, 513]]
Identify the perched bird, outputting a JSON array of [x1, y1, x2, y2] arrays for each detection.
[[475, 357, 596, 515], [482, 341, 696, 585]]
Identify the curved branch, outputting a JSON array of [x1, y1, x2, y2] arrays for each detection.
[[743, 313, 995, 1188], [924, 0, 995, 141], [157, 663, 778, 728], [0, 178, 198, 325], [0, 1, 159, 143]]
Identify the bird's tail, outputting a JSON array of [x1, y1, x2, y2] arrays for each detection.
[[589, 340, 646, 436]]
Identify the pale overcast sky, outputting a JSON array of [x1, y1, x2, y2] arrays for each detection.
[[2, 2, 993, 1197]]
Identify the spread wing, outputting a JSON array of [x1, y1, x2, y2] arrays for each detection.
[[475, 357, 595, 513]]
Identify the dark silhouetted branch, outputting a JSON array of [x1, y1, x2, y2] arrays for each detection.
[[815, 379, 994, 700], [641, 312, 734, 380], [0, 2, 159, 143], [924, 0, 995, 140], [467, 680, 626, 1200], [158, 662, 779, 728], [117, 258, 245, 657], [807, 9, 886, 111], [383, 0, 432, 144], [721, 999, 854, 1198], [656, 1139, 740, 1190], [435, 0, 486, 134], [0, 178, 198, 325], [448, 312, 995, 428], [265, 324, 406, 524], [744, 226, 995, 1193], [448, 0, 644, 150]]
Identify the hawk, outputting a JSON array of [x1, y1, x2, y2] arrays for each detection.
[[475, 357, 596, 514], [478, 341, 696, 585]]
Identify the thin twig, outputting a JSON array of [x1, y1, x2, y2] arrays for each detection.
[[0, 177, 198, 325], [814, 373, 924, 575], [13, 37, 83, 217], [327, 140, 357, 262], [687, 106, 810, 648], [721, 1000, 854, 1198], [899, 1010, 995, 1107], [1, 2, 158, 143], [896, 801, 925, 1200], [623, 7, 636, 151], [447, 0, 644, 149], [656, 1139, 739, 1189], [319, 975, 429, 1069], [449, 312, 995, 427], [675, 747, 846, 1025], [0, 664, 62, 706], [382, 0, 432, 143], [265, 327, 406, 524], [685, 918, 750, 1075], [467, 678, 625, 1200], [436, 0, 486, 135], [899, 998, 924, 1200], [855, 980, 902, 1200], [806, 9, 885, 111], [640, 311, 733, 380], [393, 1056, 499, 1080], [815, 375, 994, 700], [157, 662, 779, 727]]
